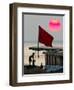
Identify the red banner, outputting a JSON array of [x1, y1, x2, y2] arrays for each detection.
[[39, 26, 54, 47]]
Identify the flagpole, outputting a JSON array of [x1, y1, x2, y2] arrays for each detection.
[[37, 26, 39, 58]]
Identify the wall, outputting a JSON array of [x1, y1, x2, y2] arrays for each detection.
[[0, 0, 74, 90]]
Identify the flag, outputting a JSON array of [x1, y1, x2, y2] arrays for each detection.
[[38, 26, 54, 47]]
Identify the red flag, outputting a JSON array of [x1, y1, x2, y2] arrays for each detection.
[[39, 26, 54, 47]]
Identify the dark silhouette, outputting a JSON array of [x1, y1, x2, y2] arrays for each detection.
[[32, 59, 36, 66], [29, 53, 35, 66], [40, 63, 43, 69]]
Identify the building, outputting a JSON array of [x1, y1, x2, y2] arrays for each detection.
[[43, 50, 63, 66]]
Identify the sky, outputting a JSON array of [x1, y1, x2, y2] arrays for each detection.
[[23, 13, 64, 46]]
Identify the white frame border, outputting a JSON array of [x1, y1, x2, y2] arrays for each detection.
[[17, 7, 70, 83]]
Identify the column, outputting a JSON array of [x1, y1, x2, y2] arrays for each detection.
[[60, 56, 63, 66], [45, 53, 48, 65], [52, 56, 56, 65]]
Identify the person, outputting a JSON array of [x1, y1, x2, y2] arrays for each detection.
[[32, 59, 36, 66], [40, 63, 43, 69], [29, 53, 35, 66]]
